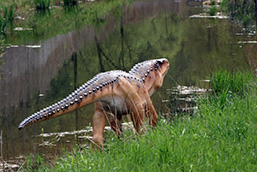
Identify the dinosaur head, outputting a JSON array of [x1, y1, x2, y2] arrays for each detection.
[[149, 58, 170, 95], [129, 58, 170, 96], [155, 58, 170, 78]]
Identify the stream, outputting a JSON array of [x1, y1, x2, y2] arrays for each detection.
[[0, 0, 254, 170]]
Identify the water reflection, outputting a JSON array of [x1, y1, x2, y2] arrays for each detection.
[[0, 0, 250, 163], [186, 0, 203, 8]]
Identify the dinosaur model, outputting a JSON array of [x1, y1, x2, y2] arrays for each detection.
[[18, 58, 170, 149]]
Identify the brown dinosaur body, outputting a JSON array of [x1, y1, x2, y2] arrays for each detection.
[[18, 58, 170, 149]]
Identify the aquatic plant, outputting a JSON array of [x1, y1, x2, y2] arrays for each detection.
[[34, 0, 51, 10]]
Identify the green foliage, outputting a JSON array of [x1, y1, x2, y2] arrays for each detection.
[[11, 0, 129, 44], [22, 154, 47, 171], [0, 3, 16, 33], [0, 15, 6, 32], [209, 71, 254, 109], [221, 0, 256, 27], [209, 6, 217, 16], [242, 14, 253, 28], [210, 70, 252, 97], [34, 0, 50, 10], [210, 0, 216, 5], [7, 3, 15, 22]]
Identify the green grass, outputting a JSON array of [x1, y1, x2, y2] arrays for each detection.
[[209, 6, 217, 16], [0, 0, 133, 45], [209, 71, 254, 109], [210, 70, 251, 97], [20, 71, 257, 171], [0, 3, 15, 33], [34, 0, 50, 10]]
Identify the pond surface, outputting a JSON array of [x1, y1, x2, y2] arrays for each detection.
[[0, 0, 252, 164]]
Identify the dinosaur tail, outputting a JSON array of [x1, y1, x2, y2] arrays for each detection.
[[18, 76, 114, 130]]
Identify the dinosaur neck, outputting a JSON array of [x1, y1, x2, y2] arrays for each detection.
[[129, 59, 160, 96]]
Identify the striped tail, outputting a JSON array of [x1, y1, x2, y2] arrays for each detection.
[[18, 71, 125, 130]]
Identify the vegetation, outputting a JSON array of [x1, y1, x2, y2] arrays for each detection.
[[0, 3, 16, 33], [210, 0, 216, 5], [0, 3, 15, 78], [209, 6, 217, 16], [220, 0, 256, 27], [208, 0, 217, 16], [20, 71, 257, 171], [210, 70, 252, 97], [0, 0, 133, 45], [63, 0, 78, 6], [1, 0, 251, 161], [0, 0, 255, 170], [34, 0, 51, 10], [34, 0, 78, 9]]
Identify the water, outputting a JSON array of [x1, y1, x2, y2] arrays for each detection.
[[0, 0, 252, 165]]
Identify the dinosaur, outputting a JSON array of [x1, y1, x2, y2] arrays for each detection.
[[18, 58, 170, 149]]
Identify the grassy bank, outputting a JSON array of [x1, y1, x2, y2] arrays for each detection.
[[20, 71, 257, 171], [0, 0, 133, 44]]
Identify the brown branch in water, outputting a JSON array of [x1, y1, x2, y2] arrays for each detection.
[[95, 37, 119, 70], [95, 37, 105, 72]]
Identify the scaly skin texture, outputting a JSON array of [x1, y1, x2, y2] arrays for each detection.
[[18, 58, 170, 150]]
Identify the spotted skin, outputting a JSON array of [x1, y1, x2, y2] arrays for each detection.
[[18, 58, 170, 150]]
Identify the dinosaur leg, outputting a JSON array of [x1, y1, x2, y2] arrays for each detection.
[[125, 93, 145, 133], [92, 104, 106, 151], [109, 113, 122, 137], [145, 96, 158, 127], [129, 101, 145, 133], [118, 78, 146, 133]]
